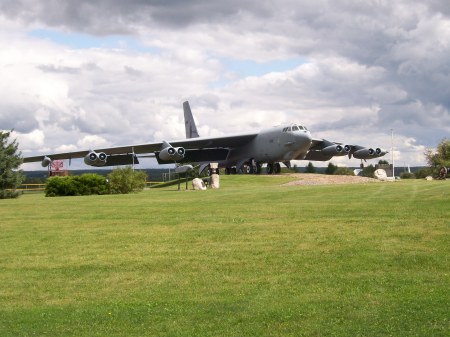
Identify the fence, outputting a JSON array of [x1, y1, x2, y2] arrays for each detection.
[[16, 184, 46, 193]]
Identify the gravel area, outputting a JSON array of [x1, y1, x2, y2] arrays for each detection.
[[281, 173, 379, 186]]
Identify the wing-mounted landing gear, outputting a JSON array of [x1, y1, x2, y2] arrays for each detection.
[[359, 159, 367, 169]]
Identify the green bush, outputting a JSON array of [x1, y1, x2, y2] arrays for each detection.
[[107, 167, 147, 194], [362, 164, 376, 178], [334, 167, 355, 176], [45, 174, 109, 197], [400, 172, 416, 179], [414, 167, 434, 179]]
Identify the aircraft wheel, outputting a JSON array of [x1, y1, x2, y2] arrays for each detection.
[[255, 163, 262, 174], [245, 165, 254, 174], [225, 167, 231, 175], [266, 163, 274, 174], [231, 167, 237, 174], [274, 163, 281, 174]]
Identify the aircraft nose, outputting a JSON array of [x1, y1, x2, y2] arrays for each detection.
[[295, 130, 312, 151]]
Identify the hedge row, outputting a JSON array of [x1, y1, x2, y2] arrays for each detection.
[[45, 174, 109, 197]]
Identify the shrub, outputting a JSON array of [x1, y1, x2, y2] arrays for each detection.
[[415, 167, 434, 179], [45, 174, 109, 197], [362, 164, 376, 178], [400, 172, 416, 179], [107, 167, 147, 194], [334, 167, 354, 176]]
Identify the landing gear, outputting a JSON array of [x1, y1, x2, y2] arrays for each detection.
[[266, 163, 281, 174], [274, 162, 281, 174], [243, 163, 262, 174]]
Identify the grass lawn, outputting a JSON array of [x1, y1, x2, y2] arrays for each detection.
[[0, 175, 449, 336]]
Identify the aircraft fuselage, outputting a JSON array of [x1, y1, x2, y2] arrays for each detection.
[[219, 124, 312, 168]]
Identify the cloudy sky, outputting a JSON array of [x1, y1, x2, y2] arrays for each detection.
[[1, 0, 449, 169]]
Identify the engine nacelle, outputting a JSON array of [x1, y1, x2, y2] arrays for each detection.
[[322, 144, 347, 156], [159, 146, 185, 162], [41, 156, 52, 167], [175, 164, 194, 174], [375, 148, 388, 157], [84, 151, 107, 167], [353, 148, 375, 159]]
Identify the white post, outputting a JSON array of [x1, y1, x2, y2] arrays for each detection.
[[391, 129, 395, 179]]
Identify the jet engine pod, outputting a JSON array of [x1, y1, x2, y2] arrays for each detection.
[[41, 156, 52, 167], [84, 151, 107, 166], [353, 148, 375, 159], [375, 148, 388, 157], [322, 144, 346, 156], [159, 146, 185, 162]]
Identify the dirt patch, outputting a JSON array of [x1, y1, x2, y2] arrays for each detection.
[[281, 173, 379, 186]]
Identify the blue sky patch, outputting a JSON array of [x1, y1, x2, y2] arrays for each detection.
[[210, 57, 307, 88], [28, 28, 157, 53]]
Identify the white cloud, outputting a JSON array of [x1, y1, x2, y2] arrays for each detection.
[[12, 129, 45, 152], [2, 0, 449, 169], [76, 135, 110, 149]]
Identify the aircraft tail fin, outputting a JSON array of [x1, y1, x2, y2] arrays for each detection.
[[183, 101, 200, 138]]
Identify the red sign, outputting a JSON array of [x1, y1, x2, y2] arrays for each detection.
[[51, 160, 64, 171]]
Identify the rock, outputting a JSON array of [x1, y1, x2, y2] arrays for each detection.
[[192, 178, 207, 190], [374, 169, 388, 180]]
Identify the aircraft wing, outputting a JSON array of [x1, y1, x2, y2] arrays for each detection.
[[22, 133, 258, 167], [301, 138, 388, 161]]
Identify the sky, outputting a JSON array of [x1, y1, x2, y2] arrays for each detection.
[[1, 0, 449, 169]]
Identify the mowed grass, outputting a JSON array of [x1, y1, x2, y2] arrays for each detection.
[[0, 175, 449, 337]]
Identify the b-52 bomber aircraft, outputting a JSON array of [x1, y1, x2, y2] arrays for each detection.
[[23, 101, 387, 174]]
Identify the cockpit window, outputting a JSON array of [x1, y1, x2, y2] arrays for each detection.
[[283, 124, 308, 132]]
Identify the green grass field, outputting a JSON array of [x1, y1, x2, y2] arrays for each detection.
[[0, 175, 449, 336]]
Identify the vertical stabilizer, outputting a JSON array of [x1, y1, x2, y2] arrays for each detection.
[[183, 101, 200, 138]]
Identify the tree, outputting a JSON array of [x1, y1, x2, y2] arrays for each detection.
[[424, 138, 450, 169], [325, 162, 338, 175], [0, 130, 25, 199], [107, 167, 147, 194], [305, 162, 316, 173], [362, 164, 376, 178]]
